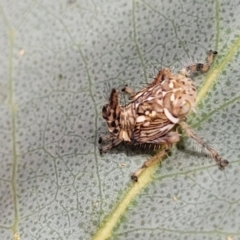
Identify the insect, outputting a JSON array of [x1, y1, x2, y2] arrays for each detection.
[[99, 50, 229, 181]]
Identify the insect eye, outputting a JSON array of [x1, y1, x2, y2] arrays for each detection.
[[111, 121, 116, 127], [113, 129, 118, 134]]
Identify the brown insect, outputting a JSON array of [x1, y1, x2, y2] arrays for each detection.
[[99, 50, 229, 181]]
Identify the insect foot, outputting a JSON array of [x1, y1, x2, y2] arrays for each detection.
[[99, 50, 228, 181]]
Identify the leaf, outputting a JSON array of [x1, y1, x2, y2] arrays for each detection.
[[0, 1, 240, 240]]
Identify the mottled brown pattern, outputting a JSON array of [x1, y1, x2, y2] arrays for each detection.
[[99, 50, 228, 181]]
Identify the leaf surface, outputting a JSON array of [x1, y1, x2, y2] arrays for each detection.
[[0, 1, 240, 240]]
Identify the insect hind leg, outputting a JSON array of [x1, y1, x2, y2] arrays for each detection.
[[179, 121, 229, 169], [180, 50, 218, 76]]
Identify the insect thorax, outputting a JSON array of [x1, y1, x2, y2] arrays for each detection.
[[102, 68, 197, 145]]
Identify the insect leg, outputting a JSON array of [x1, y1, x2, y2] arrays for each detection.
[[131, 148, 168, 182], [99, 134, 122, 154], [179, 121, 229, 169], [122, 85, 136, 98], [98, 134, 113, 144], [180, 50, 218, 76], [149, 68, 171, 86]]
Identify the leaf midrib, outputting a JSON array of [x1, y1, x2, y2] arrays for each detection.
[[92, 36, 240, 240]]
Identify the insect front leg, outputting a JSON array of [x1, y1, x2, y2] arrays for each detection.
[[121, 85, 136, 99], [179, 121, 229, 169], [99, 134, 122, 154]]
